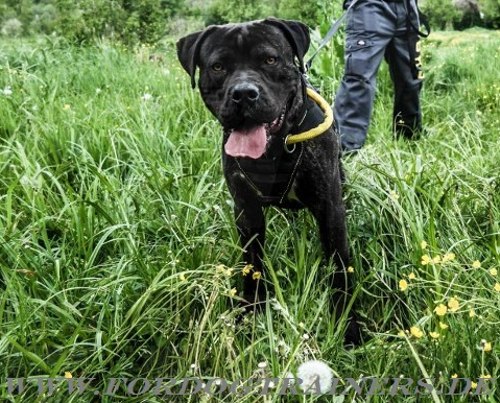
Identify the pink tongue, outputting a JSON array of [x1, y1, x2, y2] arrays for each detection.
[[224, 125, 267, 159]]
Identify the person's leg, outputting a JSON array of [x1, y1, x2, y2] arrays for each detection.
[[384, 6, 423, 138], [334, 1, 395, 152]]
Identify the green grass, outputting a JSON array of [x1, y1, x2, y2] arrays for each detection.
[[0, 30, 499, 402]]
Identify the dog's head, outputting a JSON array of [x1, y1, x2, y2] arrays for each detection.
[[177, 18, 310, 159]]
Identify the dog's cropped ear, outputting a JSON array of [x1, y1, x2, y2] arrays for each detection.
[[176, 26, 218, 89], [263, 18, 310, 73]]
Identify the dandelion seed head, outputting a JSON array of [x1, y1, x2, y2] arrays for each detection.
[[297, 360, 333, 394]]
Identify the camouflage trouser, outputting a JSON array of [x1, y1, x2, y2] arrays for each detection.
[[334, 0, 423, 151]]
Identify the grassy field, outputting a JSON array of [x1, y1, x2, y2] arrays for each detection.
[[0, 28, 499, 402]]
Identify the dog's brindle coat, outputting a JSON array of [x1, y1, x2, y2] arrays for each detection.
[[177, 19, 359, 344]]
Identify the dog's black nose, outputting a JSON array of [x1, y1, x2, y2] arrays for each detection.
[[231, 83, 260, 104]]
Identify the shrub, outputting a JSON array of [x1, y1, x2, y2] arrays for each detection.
[[204, 0, 276, 25], [47, 0, 186, 45], [421, 0, 461, 30], [479, 0, 500, 28], [1, 17, 23, 37]]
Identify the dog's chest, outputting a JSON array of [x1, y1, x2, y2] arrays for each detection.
[[231, 143, 304, 205]]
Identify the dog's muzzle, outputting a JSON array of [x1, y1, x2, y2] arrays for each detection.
[[231, 83, 260, 105]]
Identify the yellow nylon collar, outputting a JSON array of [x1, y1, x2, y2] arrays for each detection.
[[285, 87, 334, 145]]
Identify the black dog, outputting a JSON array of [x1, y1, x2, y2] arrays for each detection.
[[177, 18, 359, 344]]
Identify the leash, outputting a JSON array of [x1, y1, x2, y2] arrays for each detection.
[[285, 87, 333, 145], [305, 0, 361, 71]]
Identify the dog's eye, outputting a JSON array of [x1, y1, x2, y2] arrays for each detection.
[[212, 63, 224, 72], [265, 56, 277, 65]]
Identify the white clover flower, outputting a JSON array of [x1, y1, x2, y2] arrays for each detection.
[[2, 86, 13, 96], [297, 360, 333, 394]]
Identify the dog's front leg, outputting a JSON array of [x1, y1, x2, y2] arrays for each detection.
[[313, 198, 361, 345], [234, 201, 266, 308], [300, 171, 361, 344]]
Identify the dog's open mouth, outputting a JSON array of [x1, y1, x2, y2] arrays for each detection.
[[224, 110, 286, 159]]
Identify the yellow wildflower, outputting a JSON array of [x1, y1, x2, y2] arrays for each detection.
[[451, 374, 458, 379], [215, 264, 226, 273], [481, 340, 492, 352], [410, 326, 424, 339], [224, 268, 233, 277], [64, 372, 73, 379], [389, 190, 399, 200], [439, 322, 449, 330], [429, 332, 440, 339], [63, 104, 71, 110], [480, 374, 492, 379], [448, 297, 460, 312], [471, 382, 477, 389], [434, 304, 447, 316], [408, 272, 416, 280], [252, 271, 262, 280], [432, 255, 441, 264], [420, 240, 428, 249], [347, 266, 354, 273], [179, 273, 186, 282], [472, 260, 481, 269], [489, 268, 498, 276], [494, 283, 500, 292], [229, 288, 237, 296], [242, 264, 253, 276], [469, 309, 476, 318], [399, 279, 408, 291], [421, 254, 432, 265], [442, 252, 456, 262]]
